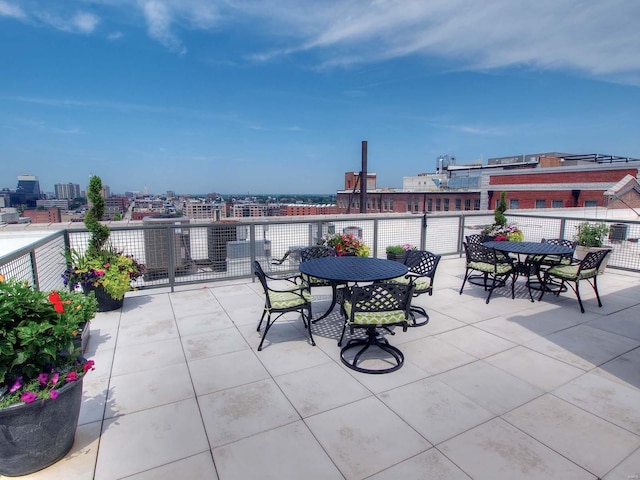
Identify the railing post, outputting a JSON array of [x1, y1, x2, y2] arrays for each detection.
[[372, 218, 379, 257], [420, 214, 427, 250], [458, 215, 466, 256], [167, 225, 176, 292], [559, 218, 567, 239], [249, 223, 257, 266], [29, 250, 39, 290], [63, 230, 73, 291]]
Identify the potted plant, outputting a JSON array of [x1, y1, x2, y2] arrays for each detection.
[[318, 233, 370, 257], [574, 222, 611, 273], [63, 175, 145, 311], [0, 274, 97, 476], [386, 244, 416, 262], [482, 191, 524, 241]]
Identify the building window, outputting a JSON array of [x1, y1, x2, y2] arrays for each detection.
[[509, 199, 519, 209], [584, 200, 597, 207], [389, 198, 394, 211], [444, 198, 449, 211], [474, 199, 480, 210], [435, 198, 441, 211], [552, 200, 563, 208], [455, 199, 462, 211], [464, 199, 471, 210], [427, 199, 433, 211], [407, 197, 412, 212], [535, 199, 546, 208]]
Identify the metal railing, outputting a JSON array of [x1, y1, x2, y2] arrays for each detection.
[[1, 212, 639, 292]]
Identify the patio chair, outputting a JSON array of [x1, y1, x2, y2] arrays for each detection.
[[253, 261, 314, 351], [338, 282, 414, 374], [389, 250, 441, 326], [532, 238, 577, 268], [299, 246, 347, 320], [459, 242, 515, 304], [538, 249, 611, 313], [465, 234, 494, 246]]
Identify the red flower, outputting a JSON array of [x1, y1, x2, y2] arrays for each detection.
[[66, 371, 78, 382], [48, 291, 65, 313]]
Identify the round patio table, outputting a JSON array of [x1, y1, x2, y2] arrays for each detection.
[[299, 256, 408, 320]]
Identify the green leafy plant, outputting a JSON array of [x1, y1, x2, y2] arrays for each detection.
[[63, 247, 145, 300], [386, 244, 416, 254], [494, 191, 508, 226], [0, 275, 97, 407], [574, 222, 610, 247], [482, 191, 524, 241]]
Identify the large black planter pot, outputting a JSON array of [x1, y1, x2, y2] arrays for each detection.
[[0, 378, 84, 477], [386, 252, 407, 263], [84, 285, 124, 312]]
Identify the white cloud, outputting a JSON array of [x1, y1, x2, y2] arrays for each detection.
[[107, 31, 124, 40], [35, 10, 100, 34], [0, 0, 25, 19], [72, 12, 100, 34], [139, 0, 187, 55], [239, 0, 640, 80]]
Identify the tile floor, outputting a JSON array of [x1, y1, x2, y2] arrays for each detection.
[[15, 256, 640, 480]]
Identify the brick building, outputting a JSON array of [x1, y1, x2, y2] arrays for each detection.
[[22, 207, 62, 223], [336, 153, 640, 214]]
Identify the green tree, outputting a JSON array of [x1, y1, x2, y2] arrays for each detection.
[[85, 175, 110, 256], [494, 191, 507, 226]]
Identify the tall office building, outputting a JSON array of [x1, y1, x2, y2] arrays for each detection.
[[9, 175, 42, 207], [55, 183, 81, 200]]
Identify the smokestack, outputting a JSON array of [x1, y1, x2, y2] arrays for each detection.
[[360, 141, 367, 213]]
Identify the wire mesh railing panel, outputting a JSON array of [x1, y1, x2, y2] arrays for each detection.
[[33, 234, 67, 291], [376, 217, 423, 258], [507, 215, 564, 243], [426, 216, 468, 255], [0, 254, 34, 286]]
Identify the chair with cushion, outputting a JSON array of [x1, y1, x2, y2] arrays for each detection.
[[299, 245, 347, 321], [459, 242, 515, 304], [338, 282, 414, 374], [253, 261, 313, 351], [538, 249, 611, 313], [529, 238, 577, 268], [389, 250, 441, 326], [465, 234, 494, 246]]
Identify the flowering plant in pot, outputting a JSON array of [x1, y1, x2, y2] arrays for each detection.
[[0, 274, 97, 476], [63, 175, 145, 311], [385, 244, 416, 261], [482, 191, 524, 241], [319, 233, 370, 257]]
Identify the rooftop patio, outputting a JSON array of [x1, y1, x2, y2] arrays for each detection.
[[14, 254, 640, 480]]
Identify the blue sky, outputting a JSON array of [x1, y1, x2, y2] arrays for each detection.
[[1, 1, 639, 195]]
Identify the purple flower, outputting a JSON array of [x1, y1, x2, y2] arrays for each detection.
[[9, 377, 22, 393], [49, 390, 59, 400], [50, 372, 60, 385], [38, 373, 49, 386], [21, 391, 37, 403]]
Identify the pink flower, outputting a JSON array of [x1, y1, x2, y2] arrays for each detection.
[[49, 390, 59, 400], [50, 372, 60, 385], [38, 373, 49, 385], [66, 371, 78, 382], [83, 360, 95, 373], [21, 391, 37, 403], [94, 270, 105, 276], [9, 377, 22, 393]]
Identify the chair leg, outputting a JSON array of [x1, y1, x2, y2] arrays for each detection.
[[459, 269, 470, 295], [257, 309, 267, 332], [340, 326, 404, 374], [409, 305, 429, 327], [257, 312, 274, 351], [305, 306, 316, 346], [574, 279, 585, 313], [592, 276, 603, 308]]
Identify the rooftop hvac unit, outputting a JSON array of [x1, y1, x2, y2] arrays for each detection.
[[207, 224, 238, 272], [143, 216, 191, 280]]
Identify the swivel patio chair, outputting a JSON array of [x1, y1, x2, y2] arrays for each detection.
[[459, 242, 515, 304], [538, 249, 611, 313], [465, 234, 495, 246], [253, 261, 314, 351], [338, 282, 414, 374], [389, 250, 441, 326]]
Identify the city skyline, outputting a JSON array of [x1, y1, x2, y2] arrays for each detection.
[[1, 1, 639, 194]]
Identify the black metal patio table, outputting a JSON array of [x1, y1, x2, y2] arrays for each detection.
[[299, 256, 408, 321], [483, 241, 574, 301]]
